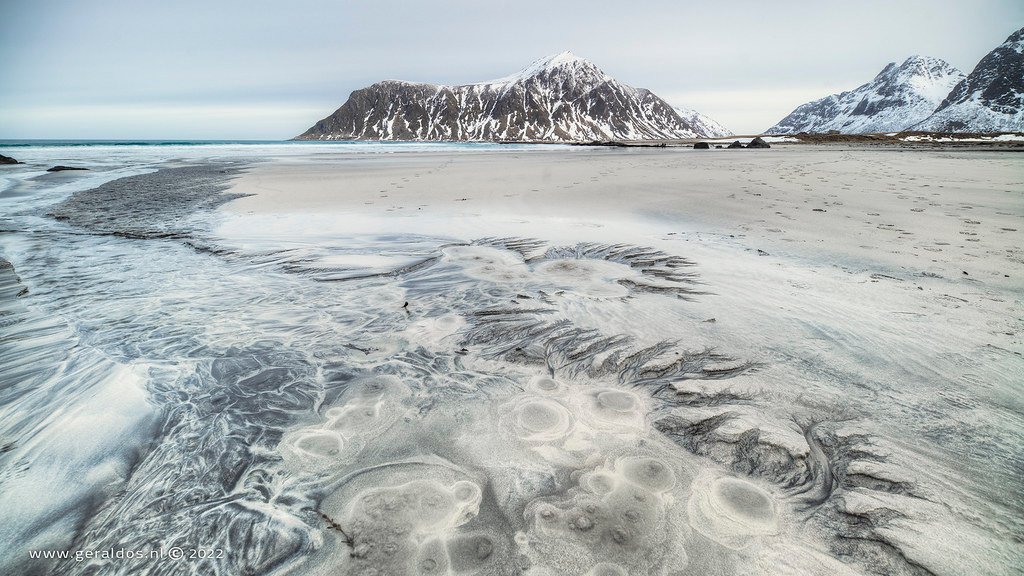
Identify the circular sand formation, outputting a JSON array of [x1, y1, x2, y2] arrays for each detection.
[[415, 539, 448, 575], [451, 480, 483, 508], [713, 477, 775, 523], [596, 390, 638, 412], [531, 259, 636, 298], [292, 430, 344, 458], [518, 400, 565, 432], [524, 458, 689, 574], [687, 475, 779, 549], [508, 397, 574, 441], [445, 533, 497, 573], [584, 388, 644, 431], [347, 374, 405, 402], [350, 479, 479, 534], [582, 471, 618, 495], [620, 457, 677, 494], [279, 428, 347, 470], [325, 374, 410, 436], [532, 376, 562, 393], [441, 245, 531, 284], [323, 478, 489, 575]]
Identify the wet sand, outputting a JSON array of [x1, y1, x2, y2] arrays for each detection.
[[226, 147, 1023, 293], [218, 145, 1024, 575], [1, 144, 1020, 576]]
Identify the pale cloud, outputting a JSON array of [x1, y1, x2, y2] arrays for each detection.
[[1, 0, 1021, 138], [0, 104, 328, 140], [663, 88, 851, 135]]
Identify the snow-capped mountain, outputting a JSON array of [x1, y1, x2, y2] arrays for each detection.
[[766, 56, 965, 134], [673, 106, 732, 137], [915, 27, 1024, 132], [296, 52, 720, 141]]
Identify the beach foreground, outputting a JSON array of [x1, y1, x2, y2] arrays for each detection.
[[0, 143, 1021, 575]]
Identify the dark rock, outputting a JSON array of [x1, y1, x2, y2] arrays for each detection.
[[0, 154, 21, 165], [693, 142, 710, 149], [727, 140, 745, 149], [747, 137, 771, 149], [46, 166, 90, 172], [714, 145, 723, 148]]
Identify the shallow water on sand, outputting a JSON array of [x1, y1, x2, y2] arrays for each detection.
[[0, 147, 1020, 576]]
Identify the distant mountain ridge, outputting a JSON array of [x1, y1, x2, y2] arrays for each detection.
[[914, 27, 1024, 132], [767, 26, 1024, 134], [766, 56, 965, 134], [295, 52, 724, 142]]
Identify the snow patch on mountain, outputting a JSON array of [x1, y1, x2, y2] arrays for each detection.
[[766, 56, 965, 134], [296, 53, 721, 142], [915, 27, 1024, 132], [673, 106, 732, 137], [476, 51, 608, 88]]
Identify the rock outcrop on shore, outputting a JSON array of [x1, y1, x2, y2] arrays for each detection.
[[0, 154, 21, 165], [296, 52, 726, 142]]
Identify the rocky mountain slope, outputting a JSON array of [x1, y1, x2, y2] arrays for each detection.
[[673, 106, 732, 137], [296, 52, 722, 141], [915, 27, 1024, 132], [766, 56, 965, 134]]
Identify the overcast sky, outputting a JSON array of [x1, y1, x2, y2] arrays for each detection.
[[1, 0, 1021, 139]]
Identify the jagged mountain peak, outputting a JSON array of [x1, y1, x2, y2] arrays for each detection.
[[899, 54, 954, 69], [915, 26, 1024, 132], [478, 51, 608, 87], [889, 55, 962, 81], [532, 50, 590, 70], [370, 52, 609, 92], [766, 56, 964, 134], [296, 54, 728, 142], [1004, 26, 1024, 47]]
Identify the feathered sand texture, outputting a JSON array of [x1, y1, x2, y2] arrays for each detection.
[[0, 145, 1020, 576]]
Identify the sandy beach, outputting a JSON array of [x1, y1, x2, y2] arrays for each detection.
[[3, 3, 1023, 575], [226, 146, 1022, 286], [214, 144, 1023, 575], [225, 146, 1022, 353], [0, 142, 1020, 576]]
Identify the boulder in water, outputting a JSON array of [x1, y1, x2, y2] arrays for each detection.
[[747, 137, 771, 149], [46, 166, 90, 172], [0, 154, 20, 165], [693, 142, 710, 149]]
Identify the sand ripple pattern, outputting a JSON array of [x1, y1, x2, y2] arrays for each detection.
[[0, 165, 1016, 576]]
